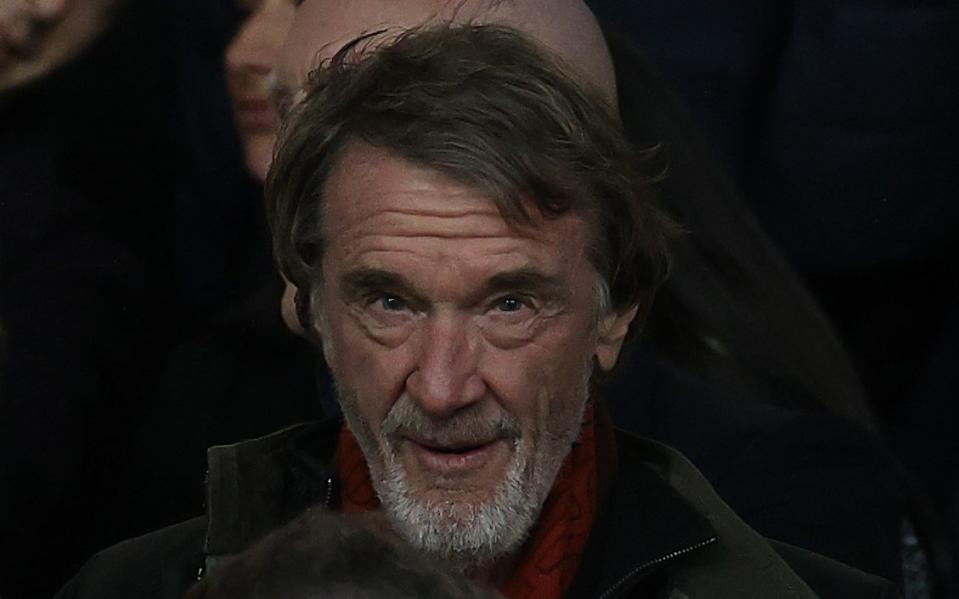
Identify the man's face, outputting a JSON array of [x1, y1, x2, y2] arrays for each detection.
[[316, 143, 626, 567]]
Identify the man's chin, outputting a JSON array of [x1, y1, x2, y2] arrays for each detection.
[[376, 448, 539, 570]]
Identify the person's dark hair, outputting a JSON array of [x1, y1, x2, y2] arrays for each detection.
[[266, 23, 673, 328], [183, 509, 500, 599]]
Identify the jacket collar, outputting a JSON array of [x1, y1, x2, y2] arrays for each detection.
[[568, 430, 718, 598]]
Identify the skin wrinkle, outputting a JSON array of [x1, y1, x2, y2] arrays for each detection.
[[336, 254, 584, 350]]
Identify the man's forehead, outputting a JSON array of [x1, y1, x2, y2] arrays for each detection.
[[276, 0, 617, 105], [319, 144, 592, 271]]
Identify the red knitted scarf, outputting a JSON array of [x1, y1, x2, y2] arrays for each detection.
[[336, 404, 599, 599]]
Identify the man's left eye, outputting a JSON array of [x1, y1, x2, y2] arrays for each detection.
[[494, 296, 524, 313]]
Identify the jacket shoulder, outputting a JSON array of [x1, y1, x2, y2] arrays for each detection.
[[54, 517, 207, 599], [771, 540, 901, 599], [613, 434, 899, 599]]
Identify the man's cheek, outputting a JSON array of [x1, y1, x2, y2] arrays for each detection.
[[481, 346, 555, 410]]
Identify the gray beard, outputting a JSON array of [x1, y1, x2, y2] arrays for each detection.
[[377, 436, 537, 572], [338, 391, 588, 573]]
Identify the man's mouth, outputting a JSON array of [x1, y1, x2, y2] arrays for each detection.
[[405, 437, 507, 473]]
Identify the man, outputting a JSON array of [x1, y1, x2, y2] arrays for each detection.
[[269, 0, 902, 580], [56, 25, 896, 598], [80, 0, 901, 593]]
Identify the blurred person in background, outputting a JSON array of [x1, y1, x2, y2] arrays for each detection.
[[0, 0, 283, 596], [0, 0, 118, 93], [116, 0, 328, 543], [224, 0, 295, 181]]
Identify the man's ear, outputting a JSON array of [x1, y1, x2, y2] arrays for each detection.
[[281, 280, 306, 337], [281, 280, 311, 338], [293, 287, 322, 339], [595, 304, 639, 372]]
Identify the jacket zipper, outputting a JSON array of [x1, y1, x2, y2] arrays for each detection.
[[324, 476, 334, 508], [597, 536, 717, 599]]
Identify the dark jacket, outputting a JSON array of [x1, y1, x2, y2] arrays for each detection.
[[603, 347, 904, 583], [606, 27, 876, 430], [55, 420, 897, 599]]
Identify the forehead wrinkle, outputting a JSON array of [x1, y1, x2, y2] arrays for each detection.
[[343, 239, 543, 268], [336, 207, 520, 241]]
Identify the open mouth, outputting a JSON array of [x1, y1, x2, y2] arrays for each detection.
[[406, 438, 505, 473], [418, 440, 489, 454]]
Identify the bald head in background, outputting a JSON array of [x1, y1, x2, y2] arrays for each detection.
[[277, 0, 618, 109]]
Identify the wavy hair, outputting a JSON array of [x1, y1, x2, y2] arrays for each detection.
[[266, 23, 673, 327]]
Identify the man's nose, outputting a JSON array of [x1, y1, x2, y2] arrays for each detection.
[[406, 315, 487, 418]]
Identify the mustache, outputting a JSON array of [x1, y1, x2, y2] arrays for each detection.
[[382, 396, 521, 447]]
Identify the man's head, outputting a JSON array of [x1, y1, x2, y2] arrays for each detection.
[[271, 0, 619, 333], [266, 24, 670, 572]]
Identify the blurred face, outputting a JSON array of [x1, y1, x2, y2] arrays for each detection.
[[315, 143, 633, 568], [225, 0, 295, 181], [0, 0, 119, 93]]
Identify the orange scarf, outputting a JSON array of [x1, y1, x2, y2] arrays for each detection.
[[336, 404, 599, 599]]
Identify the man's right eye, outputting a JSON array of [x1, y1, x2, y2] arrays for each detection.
[[378, 296, 407, 312]]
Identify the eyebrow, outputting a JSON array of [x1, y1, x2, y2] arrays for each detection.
[[482, 268, 565, 299], [339, 268, 427, 306]]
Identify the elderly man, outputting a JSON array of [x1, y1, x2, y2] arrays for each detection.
[[266, 0, 901, 581], [56, 24, 895, 599]]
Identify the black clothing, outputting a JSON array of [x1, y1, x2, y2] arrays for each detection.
[[591, 1, 959, 543], [603, 347, 904, 583], [0, 1, 266, 596], [55, 421, 897, 598], [605, 29, 875, 429]]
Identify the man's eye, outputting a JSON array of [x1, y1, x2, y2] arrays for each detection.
[[379, 296, 407, 312], [494, 296, 524, 313]]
